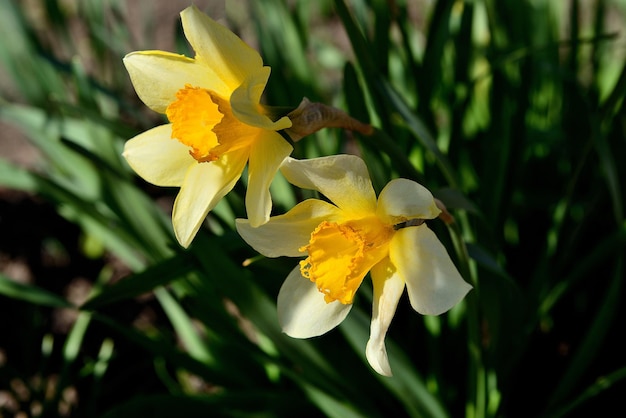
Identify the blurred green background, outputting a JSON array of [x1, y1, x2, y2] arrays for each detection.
[[1, 0, 625, 417]]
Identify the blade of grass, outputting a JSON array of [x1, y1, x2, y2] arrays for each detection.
[[547, 365, 626, 418], [189, 232, 384, 415], [153, 286, 215, 366], [90, 312, 241, 387], [81, 254, 192, 310], [546, 256, 623, 409], [341, 307, 449, 418], [334, 0, 459, 188], [0, 274, 73, 308]]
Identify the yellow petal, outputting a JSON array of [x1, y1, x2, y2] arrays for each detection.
[[366, 258, 405, 377], [280, 155, 377, 217], [122, 124, 193, 187], [390, 226, 472, 315], [195, 93, 259, 162], [181, 5, 263, 90], [376, 178, 441, 225], [236, 199, 344, 258], [230, 67, 292, 130], [123, 51, 229, 114], [245, 131, 293, 227], [278, 266, 352, 338], [173, 148, 249, 247]]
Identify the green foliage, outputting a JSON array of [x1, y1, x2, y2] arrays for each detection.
[[1, 0, 625, 417]]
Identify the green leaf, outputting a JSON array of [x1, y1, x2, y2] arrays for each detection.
[[81, 255, 191, 310], [546, 365, 626, 418], [100, 392, 309, 418], [0, 273, 73, 308], [154, 287, 215, 365], [0, 158, 39, 192], [434, 188, 480, 214], [546, 256, 623, 409], [341, 308, 449, 418]]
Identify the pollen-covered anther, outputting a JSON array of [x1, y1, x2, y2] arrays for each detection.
[[166, 84, 223, 162]]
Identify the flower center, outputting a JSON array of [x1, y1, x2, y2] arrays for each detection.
[[299, 217, 393, 305], [166, 84, 258, 162], [166, 85, 222, 162]]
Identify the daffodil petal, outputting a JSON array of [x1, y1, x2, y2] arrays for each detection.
[[366, 258, 405, 376], [376, 178, 441, 225], [245, 131, 293, 227], [123, 51, 229, 114], [236, 199, 343, 257], [173, 148, 249, 248], [390, 226, 472, 315], [231, 67, 292, 130], [181, 5, 262, 90], [122, 124, 192, 187], [280, 155, 377, 217], [278, 266, 352, 338]]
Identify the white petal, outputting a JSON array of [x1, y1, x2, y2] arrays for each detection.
[[122, 124, 192, 187], [236, 199, 343, 257], [366, 258, 405, 376], [278, 266, 352, 338], [390, 226, 472, 315], [376, 178, 440, 225], [172, 148, 249, 248], [181, 5, 263, 90], [245, 131, 293, 227], [123, 51, 229, 114], [280, 155, 377, 217]]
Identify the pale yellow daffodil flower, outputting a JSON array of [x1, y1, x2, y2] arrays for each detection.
[[236, 155, 472, 376], [122, 5, 292, 247]]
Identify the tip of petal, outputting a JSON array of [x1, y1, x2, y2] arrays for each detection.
[[366, 339, 393, 377]]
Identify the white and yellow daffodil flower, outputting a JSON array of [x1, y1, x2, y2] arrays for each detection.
[[122, 5, 292, 247], [236, 155, 472, 376]]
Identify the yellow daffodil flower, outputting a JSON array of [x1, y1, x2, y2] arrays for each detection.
[[236, 155, 472, 376], [122, 5, 292, 247]]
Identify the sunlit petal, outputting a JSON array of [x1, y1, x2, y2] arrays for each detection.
[[181, 5, 263, 90], [278, 266, 352, 338], [245, 131, 293, 227], [366, 258, 405, 376], [236, 199, 344, 257], [377, 178, 441, 225], [280, 155, 377, 217], [122, 124, 192, 187], [231, 67, 292, 130], [390, 226, 472, 315], [123, 51, 228, 113], [173, 148, 249, 248]]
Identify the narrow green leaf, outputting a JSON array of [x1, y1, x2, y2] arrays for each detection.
[[0, 274, 73, 308], [154, 287, 215, 365], [90, 313, 241, 387], [81, 255, 191, 310], [434, 188, 480, 214], [334, 0, 459, 188], [593, 127, 623, 222], [303, 382, 373, 418], [100, 392, 309, 418], [547, 365, 626, 418], [0, 158, 38, 192], [547, 257, 623, 408], [341, 308, 449, 418]]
